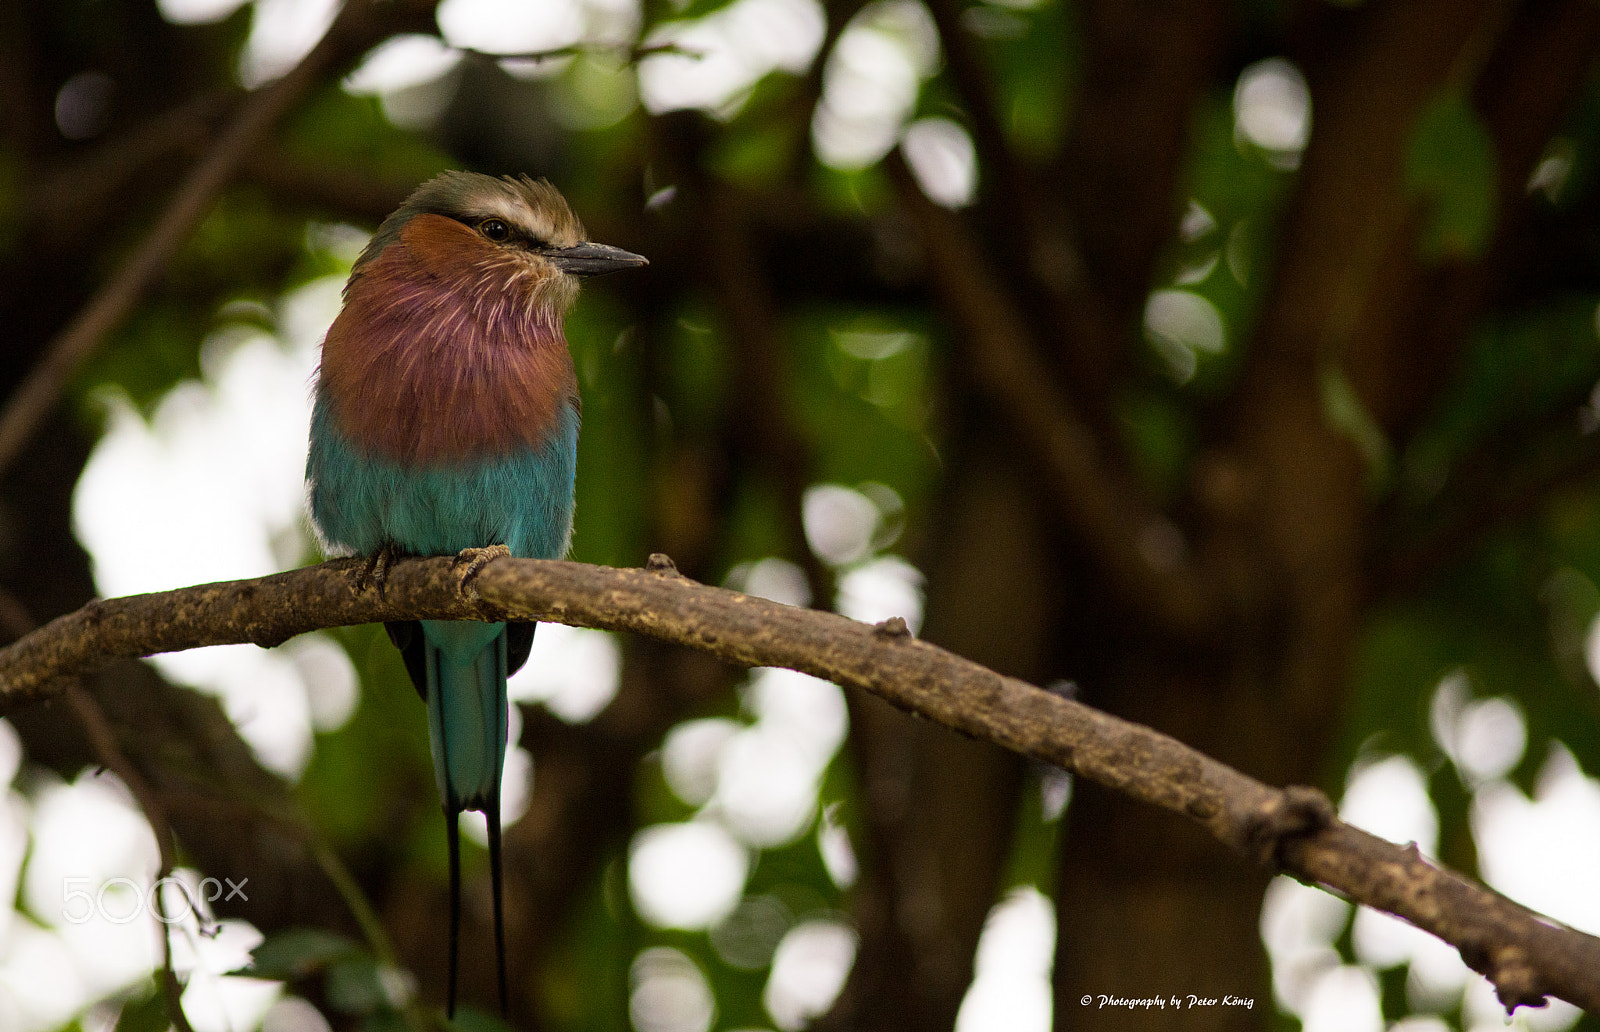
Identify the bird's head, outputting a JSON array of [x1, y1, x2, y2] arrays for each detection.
[[355, 171, 647, 322]]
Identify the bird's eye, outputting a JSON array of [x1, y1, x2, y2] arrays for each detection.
[[479, 218, 511, 242]]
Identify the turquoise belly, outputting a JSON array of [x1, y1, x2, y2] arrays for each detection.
[[306, 395, 579, 561]]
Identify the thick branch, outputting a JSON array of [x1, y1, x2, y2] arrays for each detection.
[[887, 153, 1217, 637], [0, 555, 1593, 1012]]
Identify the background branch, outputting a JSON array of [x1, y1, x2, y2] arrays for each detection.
[[0, 555, 1594, 1013], [0, 0, 436, 477], [0, 586, 198, 1032], [887, 153, 1217, 637]]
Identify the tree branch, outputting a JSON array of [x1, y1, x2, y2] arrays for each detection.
[[0, 0, 437, 478], [886, 152, 1218, 638], [0, 555, 1593, 1012], [918, 0, 1131, 413]]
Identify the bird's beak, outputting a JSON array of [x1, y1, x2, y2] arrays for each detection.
[[547, 241, 649, 277]]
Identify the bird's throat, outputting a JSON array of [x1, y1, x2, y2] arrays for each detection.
[[318, 229, 579, 464]]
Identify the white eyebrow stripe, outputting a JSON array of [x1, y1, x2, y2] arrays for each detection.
[[461, 192, 557, 242]]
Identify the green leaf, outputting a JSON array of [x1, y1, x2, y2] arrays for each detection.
[[449, 1006, 519, 1032], [361, 1012, 412, 1032], [112, 981, 170, 1032], [234, 927, 363, 979], [1117, 391, 1196, 504], [1406, 91, 1498, 261], [326, 954, 390, 1015]]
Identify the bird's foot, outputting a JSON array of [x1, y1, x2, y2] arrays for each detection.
[[354, 542, 402, 595], [453, 544, 511, 600]]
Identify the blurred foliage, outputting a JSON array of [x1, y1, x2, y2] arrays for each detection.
[[1407, 91, 1498, 262]]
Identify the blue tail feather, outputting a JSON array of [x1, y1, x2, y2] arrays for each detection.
[[423, 619, 512, 1017], [423, 619, 508, 811]]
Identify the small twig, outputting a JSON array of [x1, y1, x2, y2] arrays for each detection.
[[0, 588, 198, 1032], [306, 836, 400, 970], [920, 0, 1036, 234], [781, 0, 869, 179], [0, 555, 1594, 1013], [304, 835, 434, 1031], [66, 684, 200, 1032], [0, 0, 433, 478]]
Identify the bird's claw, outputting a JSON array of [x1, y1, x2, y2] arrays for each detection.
[[453, 544, 511, 600], [354, 543, 401, 595]]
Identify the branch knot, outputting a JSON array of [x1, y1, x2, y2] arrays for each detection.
[[1479, 944, 1547, 1012], [872, 616, 912, 639], [1245, 784, 1335, 869]]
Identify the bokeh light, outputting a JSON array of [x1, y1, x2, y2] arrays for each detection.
[[812, 0, 939, 169], [954, 887, 1054, 1032], [261, 996, 335, 1032], [438, 0, 585, 55], [726, 557, 812, 608], [1260, 875, 1350, 1014], [54, 71, 116, 141], [239, 0, 339, 87], [1299, 965, 1382, 1032], [1430, 672, 1530, 785], [816, 804, 858, 889], [713, 725, 823, 847], [639, 0, 824, 115], [1143, 288, 1226, 384], [1473, 744, 1600, 937], [156, 0, 247, 24], [630, 947, 717, 1032], [663, 718, 743, 807], [763, 919, 856, 1031], [835, 555, 924, 631], [710, 894, 793, 971], [1233, 57, 1311, 169], [1390, 1019, 1453, 1032], [11, 772, 158, 1024], [802, 484, 880, 567], [508, 622, 622, 722], [1350, 905, 1469, 1012], [902, 116, 978, 208], [1339, 753, 1438, 855], [165, 921, 281, 1032], [73, 273, 357, 780], [629, 822, 750, 930], [343, 33, 462, 94]]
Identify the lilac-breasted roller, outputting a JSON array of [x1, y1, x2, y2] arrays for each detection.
[[305, 171, 645, 1016]]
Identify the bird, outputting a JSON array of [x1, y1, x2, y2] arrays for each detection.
[[304, 171, 646, 1017]]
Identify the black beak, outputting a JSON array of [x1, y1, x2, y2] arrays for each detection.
[[547, 241, 649, 277]]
